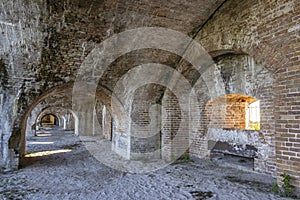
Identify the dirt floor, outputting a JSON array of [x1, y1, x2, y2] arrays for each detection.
[[0, 128, 291, 200]]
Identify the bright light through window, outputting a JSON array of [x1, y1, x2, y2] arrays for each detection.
[[246, 100, 260, 130]]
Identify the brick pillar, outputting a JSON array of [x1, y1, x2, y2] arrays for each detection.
[[274, 66, 300, 194]]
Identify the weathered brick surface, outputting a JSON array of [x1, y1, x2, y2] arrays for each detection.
[[185, 53, 277, 176], [0, 0, 225, 169], [194, 0, 300, 193], [204, 95, 253, 130], [0, 0, 299, 195]]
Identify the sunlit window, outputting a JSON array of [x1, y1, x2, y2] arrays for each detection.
[[205, 94, 260, 130], [246, 100, 260, 130]]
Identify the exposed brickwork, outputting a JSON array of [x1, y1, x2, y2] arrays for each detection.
[[0, 0, 225, 166], [186, 53, 277, 176], [204, 94, 255, 130], [194, 0, 300, 192], [0, 0, 299, 195]]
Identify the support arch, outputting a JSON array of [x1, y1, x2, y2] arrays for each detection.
[[19, 82, 125, 167]]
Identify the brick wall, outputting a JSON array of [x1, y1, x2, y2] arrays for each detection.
[[0, 0, 298, 194], [194, 0, 300, 193], [187, 53, 277, 176], [204, 94, 255, 130]]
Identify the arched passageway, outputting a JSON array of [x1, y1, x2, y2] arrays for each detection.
[[19, 83, 121, 169], [0, 0, 299, 196], [40, 114, 59, 126]]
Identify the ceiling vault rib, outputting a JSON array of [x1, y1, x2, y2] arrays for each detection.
[[189, 0, 228, 41], [176, 0, 228, 66], [157, 0, 228, 103]]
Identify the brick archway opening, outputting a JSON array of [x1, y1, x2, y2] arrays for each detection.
[[40, 114, 59, 127], [205, 94, 262, 171]]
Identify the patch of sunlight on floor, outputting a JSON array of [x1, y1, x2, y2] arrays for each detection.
[[25, 149, 72, 157], [27, 142, 54, 145], [35, 134, 52, 137]]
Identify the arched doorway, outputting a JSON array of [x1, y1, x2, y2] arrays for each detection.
[[19, 83, 121, 168], [40, 114, 59, 127]]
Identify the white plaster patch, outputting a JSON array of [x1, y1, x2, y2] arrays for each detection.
[[206, 128, 260, 146], [0, 20, 16, 27], [288, 24, 300, 32]]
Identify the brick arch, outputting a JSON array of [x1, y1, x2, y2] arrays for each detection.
[[19, 82, 74, 162], [36, 107, 64, 125], [39, 113, 60, 126], [189, 49, 277, 175], [208, 41, 290, 74], [242, 41, 290, 73], [35, 107, 76, 131], [209, 49, 246, 59], [18, 82, 124, 167]]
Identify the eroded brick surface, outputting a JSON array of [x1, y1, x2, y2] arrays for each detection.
[[0, 0, 299, 194]]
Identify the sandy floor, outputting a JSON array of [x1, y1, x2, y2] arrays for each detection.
[[0, 128, 290, 200]]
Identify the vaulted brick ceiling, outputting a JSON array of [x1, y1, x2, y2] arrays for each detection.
[[48, 0, 225, 34], [41, 0, 226, 89], [107, 0, 225, 34]]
